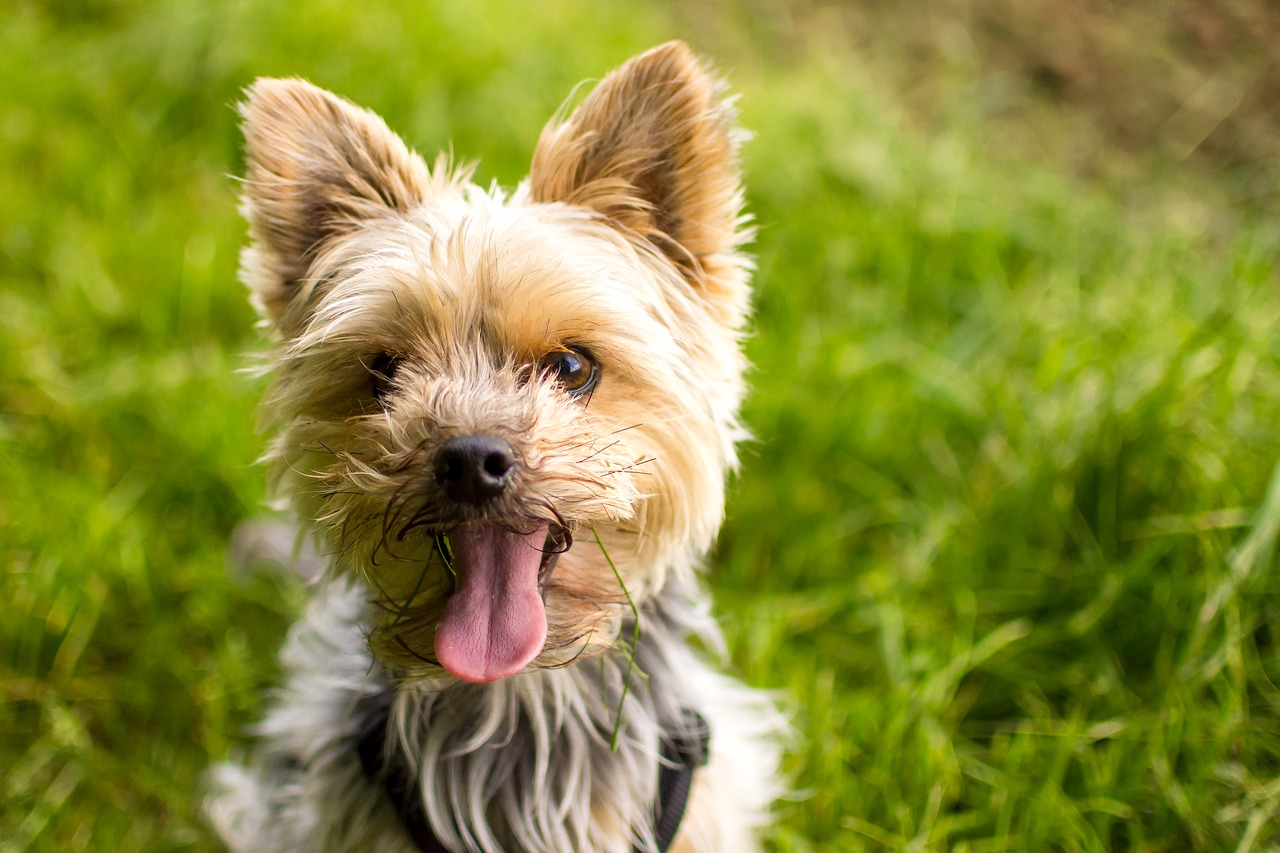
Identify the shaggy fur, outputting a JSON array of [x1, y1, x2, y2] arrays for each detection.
[[206, 41, 785, 852]]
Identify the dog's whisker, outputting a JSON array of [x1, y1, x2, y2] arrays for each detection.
[[561, 422, 645, 451], [392, 633, 436, 665], [574, 439, 623, 464], [600, 457, 657, 477]]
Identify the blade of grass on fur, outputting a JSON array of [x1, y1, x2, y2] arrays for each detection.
[[593, 526, 639, 751], [435, 533, 455, 577]]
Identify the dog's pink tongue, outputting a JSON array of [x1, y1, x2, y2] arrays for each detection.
[[435, 523, 548, 683]]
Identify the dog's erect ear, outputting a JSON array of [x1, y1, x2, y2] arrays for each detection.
[[529, 42, 748, 300], [238, 78, 429, 326]]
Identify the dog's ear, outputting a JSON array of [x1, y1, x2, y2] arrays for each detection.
[[529, 42, 749, 306], [238, 78, 429, 328]]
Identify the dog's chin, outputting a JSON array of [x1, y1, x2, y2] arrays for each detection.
[[433, 521, 568, 683]]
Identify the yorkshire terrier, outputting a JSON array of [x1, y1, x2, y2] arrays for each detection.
[[206, 41, 785, 852]]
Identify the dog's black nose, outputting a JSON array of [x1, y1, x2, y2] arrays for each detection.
[[434, 435, 516, 504]]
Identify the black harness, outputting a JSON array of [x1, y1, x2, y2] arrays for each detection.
[[356, 697, 710, 853]]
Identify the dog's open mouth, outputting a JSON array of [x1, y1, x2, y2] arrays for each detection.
[[434, 522, 568, 683]]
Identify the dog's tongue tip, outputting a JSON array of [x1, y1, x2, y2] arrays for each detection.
[[435, 523, 549, 683]]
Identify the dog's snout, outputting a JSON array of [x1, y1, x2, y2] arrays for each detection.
[[434, 435, 516, 504]]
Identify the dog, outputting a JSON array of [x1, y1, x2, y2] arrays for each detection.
[[205, 41, 785, 852]]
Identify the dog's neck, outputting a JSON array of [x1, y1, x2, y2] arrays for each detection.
[[367, 574, 718, 852]]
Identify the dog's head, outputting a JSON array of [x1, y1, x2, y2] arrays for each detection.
[[238, 42, 751, 683]]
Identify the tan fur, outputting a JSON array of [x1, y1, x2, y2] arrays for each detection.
[[214, 41, 783, 852]]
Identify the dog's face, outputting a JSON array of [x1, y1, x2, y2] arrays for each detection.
[[239, 42, 750, 683]]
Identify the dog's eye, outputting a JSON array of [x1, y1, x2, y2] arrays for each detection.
[[539, 347, 598, 396], [369, 352, 402, 401]]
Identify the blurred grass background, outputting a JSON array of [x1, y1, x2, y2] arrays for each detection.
[[3, 0, 1280, 850]]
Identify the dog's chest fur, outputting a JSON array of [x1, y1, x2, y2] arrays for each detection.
[[208, 574, 783, 851]]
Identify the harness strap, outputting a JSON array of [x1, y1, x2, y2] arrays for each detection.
[[356, 706, 448, 853], [651, 708, 710, 851], [356, 699, 710, 853]]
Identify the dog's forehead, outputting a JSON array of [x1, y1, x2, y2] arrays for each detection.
[[325, 199, 687, 356]]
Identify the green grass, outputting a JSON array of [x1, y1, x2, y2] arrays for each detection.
[[4, 1, 1280, 850]]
